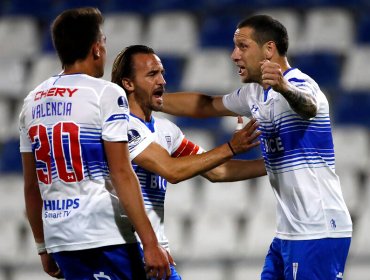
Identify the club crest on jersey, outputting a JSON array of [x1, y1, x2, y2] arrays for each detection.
[[128, 129, 141, 147], [117, 96, 128, 109]]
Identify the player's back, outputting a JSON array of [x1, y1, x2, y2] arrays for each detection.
[[19, 74, 136, 253]]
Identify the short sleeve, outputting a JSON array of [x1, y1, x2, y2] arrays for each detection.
[[19, 104, 32, 153], [100, 84, 130, 142], [222, 87, 252, 117]]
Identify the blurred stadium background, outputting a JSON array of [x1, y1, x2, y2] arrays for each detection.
[[0, 0, 369, 279]]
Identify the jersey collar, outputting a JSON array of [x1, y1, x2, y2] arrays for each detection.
[[263, 67, 295, 102], [130, 113, 155, 132]]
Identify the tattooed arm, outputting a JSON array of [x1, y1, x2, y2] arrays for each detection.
[[279, 83, 318, 119], [261, 60, 318, 119]]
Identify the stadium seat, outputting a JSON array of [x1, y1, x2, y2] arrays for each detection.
[[175, 116, 222, 133], [0, 138, 23, 173], [165, 177, 205, 259], [200, 180, 251, 215], [0, 98, 12, 142], [144, 12, 198, 57], [332, 126, 370, 216], [237, 176, 276, 258], [355, 12, 370, 44], [180, 49, 240, 94], [101, 0, 153, 14], [199, 14, 241, 49], [234, 263, 263, 280], [297, 8, 354, 54], [178, 263, 226, 280], [189, 211, 239, 259], [341, 46, 370, 91], [0, 16, 40, 59], [304, 0, 359, 8], [349, 178, 370, 258], [13, 270, 57, 280], [40, 23, 54, 53], [333, 92, 370, 128], [0, 175, 27, 262], [253, 9, 303, 55], [104, 13, 144, 59], [159, 56, 184, 91], [165, 177, 202, 217], [344, 262, 370, 280], [293, 53, 342, 90], [0, 58, 26, 97], [147, 0, 203, 13], [25, 54, 61, 93], [164, 212, 194, 259], [0, 0, 48, 18]]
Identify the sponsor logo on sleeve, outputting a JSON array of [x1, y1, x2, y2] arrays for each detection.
[[117, 96, 128, 109], [128, 129, 142, 149]]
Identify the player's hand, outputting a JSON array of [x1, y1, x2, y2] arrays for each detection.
[[260, 59, 289, 93], [40, 253, 64, 278], [228, 117, 261, 155], [144, 244, 173, 280]]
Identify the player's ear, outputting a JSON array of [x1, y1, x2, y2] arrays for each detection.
[[263, 41, 275, 60], [92, 42, 101, 60], [122, 78, 134, 92]]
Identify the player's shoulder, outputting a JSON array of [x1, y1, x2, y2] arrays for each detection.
[[286, 68, 315, 84], [82, 75, 121, 89], [154, 115, 178, 128], [286, 68, 321, 90], [154, 116, 183, 137]]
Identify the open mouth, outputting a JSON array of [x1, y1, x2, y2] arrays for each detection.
[[238, 65, 246, 75], [153, 88, 164, 98]]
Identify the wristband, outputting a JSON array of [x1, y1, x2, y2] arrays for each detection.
[[227, 142, 236, 156], [36, 242, 47, 255]]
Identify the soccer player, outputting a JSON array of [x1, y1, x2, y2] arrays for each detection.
[[111, 45, 267, 280], [161, 15, 352, 280], [19, 8, 171, 280]]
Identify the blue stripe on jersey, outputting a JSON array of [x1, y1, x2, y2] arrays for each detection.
[[264, 87, 272, 102], [106, 114, 129, 122], [259, 112, 335, 174], [288, 77, 305, 83], [132, 164, 167, 208], [130, 113, 155, 132], [43, 126, 109, 182]]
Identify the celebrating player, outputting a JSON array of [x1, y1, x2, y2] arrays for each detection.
[[19, 8, 171, 280], [111, 44, 267, 279], [162, 15, 352, 280]]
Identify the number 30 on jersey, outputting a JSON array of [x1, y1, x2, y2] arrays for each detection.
[[28, 122, 84, 185]]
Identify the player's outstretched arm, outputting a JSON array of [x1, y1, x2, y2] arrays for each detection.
[[133, 119, 261, 184], [202, 158, 267, 182], [22, 153, 63, 279], [162, 92, 236, 117], [104, 141, 172, 279]]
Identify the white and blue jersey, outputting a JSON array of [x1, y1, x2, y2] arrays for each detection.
[[19, 74, 139, 253], [223, 68, 352, 240], [127, 114, 202, 251]]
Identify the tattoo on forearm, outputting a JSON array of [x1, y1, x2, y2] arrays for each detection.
[[282, 88, 317, 119]]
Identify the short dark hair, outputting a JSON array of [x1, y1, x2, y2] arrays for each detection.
[[238, 15, 289, 56], [51, 7, 103, 66], [111, 45, 155, 88]]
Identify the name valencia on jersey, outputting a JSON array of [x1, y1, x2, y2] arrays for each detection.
[[32, 87, 77, 119]]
